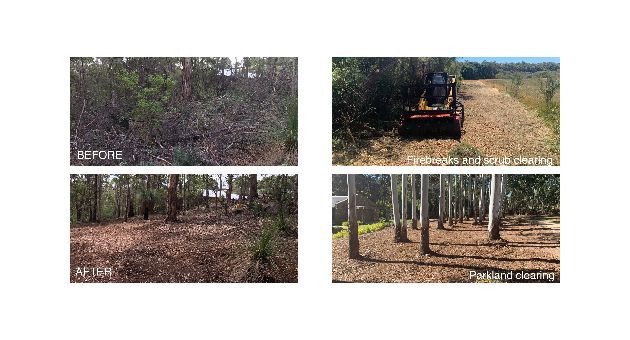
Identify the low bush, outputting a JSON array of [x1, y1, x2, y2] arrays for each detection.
[[332, 221, 390, 239]]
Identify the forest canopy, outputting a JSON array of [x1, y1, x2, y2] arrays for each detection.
[[70, 174, 298, 224], [70, 57, 298, 166]]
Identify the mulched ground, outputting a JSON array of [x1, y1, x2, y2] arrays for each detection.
[[333, 80, 558, 166], [70, 208, 297, 283], [332, 215, 559, 283]]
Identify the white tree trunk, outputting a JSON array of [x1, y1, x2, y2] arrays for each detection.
[[479, 175, 486, 222], [411, 175, 418, 229], [459, 175, 466, 223], [419, 174, 430, 254], [348, 174, 359, 258], [391, 174, 402, 241], [448, 175, 453, 227], [438, 175, 445, 229], [488, 174, 503, 240], [400, 174, 408, 240]]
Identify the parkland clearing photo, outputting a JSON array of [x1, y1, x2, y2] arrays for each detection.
[[332, 174, 560, 283]]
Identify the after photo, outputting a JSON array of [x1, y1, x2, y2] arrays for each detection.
[[70, 174, 298, 283]]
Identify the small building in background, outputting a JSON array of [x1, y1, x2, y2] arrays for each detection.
[[332, 194, 378, 226]]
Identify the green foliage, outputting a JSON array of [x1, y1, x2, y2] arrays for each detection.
[[508, 72, 524, 98], [250, 201, 266, 218], [272, 211, 288, 233], [460, 61, 559, 80], [341, 220, 363, 227], [539, 75, 560, 106], [448, 143, 484, 165], [332, 221, 390, 239], [332, 57, 458, 143], [173, 147, 201, 166], [504, 174, 560, 215], [283, 96, 298, 151], [251, 224, 276, 263]]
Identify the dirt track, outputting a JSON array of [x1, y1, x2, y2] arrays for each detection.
[[332, 216, 560, 283], [333, 80, 558, 166]]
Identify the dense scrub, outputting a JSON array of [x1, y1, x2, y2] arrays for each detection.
[[70, 57, 297, 165]]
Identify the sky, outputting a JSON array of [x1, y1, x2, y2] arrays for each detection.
[[456, 57, 560, 64]]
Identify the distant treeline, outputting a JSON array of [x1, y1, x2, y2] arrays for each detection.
[[70, 174, 298, 224], [460, 61, 560, 80]]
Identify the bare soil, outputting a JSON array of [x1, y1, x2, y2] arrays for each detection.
[[70, 208, 298, 283], [333, 80, 558, 166], [332, 215, 560, 283]]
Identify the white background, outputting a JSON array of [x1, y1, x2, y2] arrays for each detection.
[[1, 0, 629, 338]]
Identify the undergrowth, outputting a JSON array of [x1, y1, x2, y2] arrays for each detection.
[[332, 221, 390, 239]]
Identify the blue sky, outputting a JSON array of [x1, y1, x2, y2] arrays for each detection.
[[456, 57, 560, 64]]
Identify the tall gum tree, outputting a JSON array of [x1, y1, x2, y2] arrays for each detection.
[[448, 175, 453, 227], [419, 174, 431, 254], [391, 174, 402, 242], [347, 174, 359, 259], [488, 174, 503, 240], [411, 175, 418, 230], [400, 174, 408, 241], [166, 174, 179, 222]]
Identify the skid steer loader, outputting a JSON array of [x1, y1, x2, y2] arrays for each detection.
[[398, 72, 464, 138]]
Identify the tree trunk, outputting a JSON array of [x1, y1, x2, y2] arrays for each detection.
[[400, 174, 408, 241], [411, 175, 418, 229], [391, 174, 402, 242], [249, 174, 258, 201], [438, 175, 445, 229], [91, 174, 101, 223], [166, 174, 179, 222], [419, 174, 431, 254], [472, 176, 478, 224], [226, 174, 234, 206], [478, 175, 485, 223], [347, 175, 360, 259], [143, 174, 151, 220], [488, 174, 503, 240], [448, 175, 453, 227], [125, 175, 130, 222], [182, 57, 193, 101], [458, 175, 464, 224], [499, 174, 507, 221]]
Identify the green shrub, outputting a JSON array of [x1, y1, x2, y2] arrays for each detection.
[[332, 221, 390, 239], [173, 147, 201, 166], [251, 225, 276, 263], [250, 201, 266, 218], [448, 143, 484, 166], [341, 220, 362, 227], [283, 97, 298, 151], [272, 210, 288, 233]]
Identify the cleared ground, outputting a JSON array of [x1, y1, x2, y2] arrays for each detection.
[[333, 80, 558, 166], [70, 208, 297, 283], [332, 215, 560, 283]]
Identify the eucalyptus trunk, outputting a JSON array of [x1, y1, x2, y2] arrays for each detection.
[[348, 175, 360, 259], [419, 174, 431, 254]]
